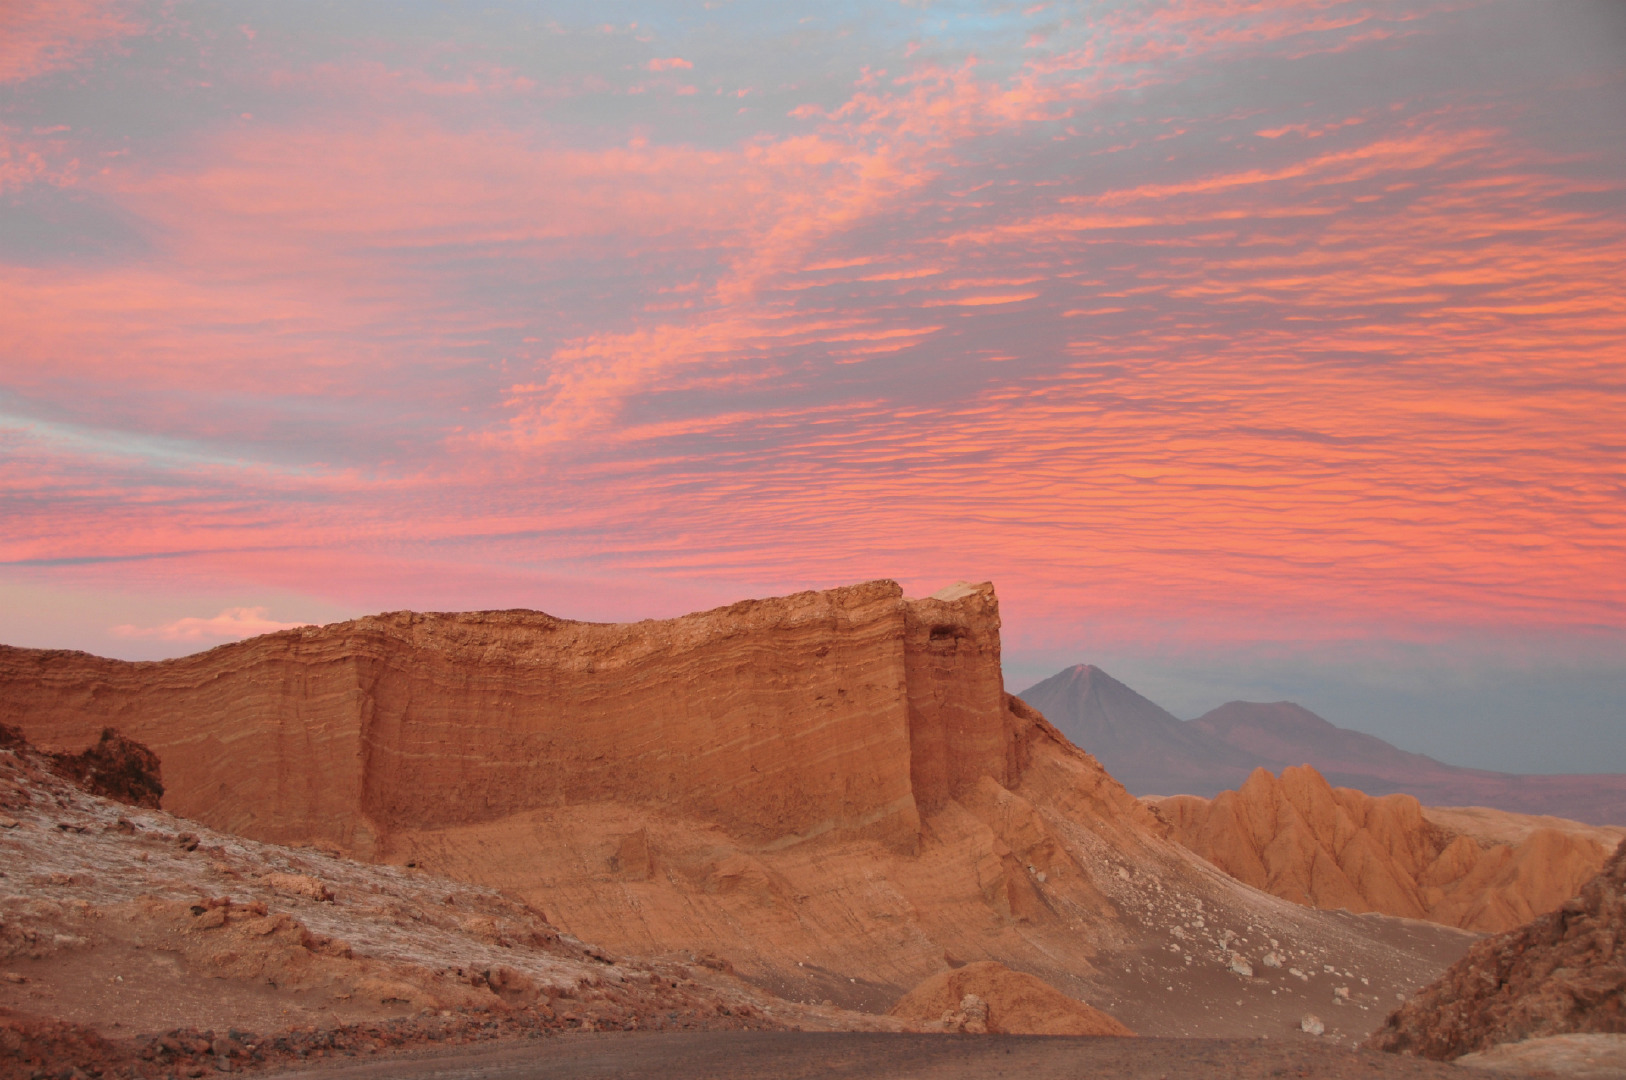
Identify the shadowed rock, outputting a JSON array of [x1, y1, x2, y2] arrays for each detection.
[[49, 727, 164, 809], [0, 722, 163, 809], [1373, 838, 1626, 1060]]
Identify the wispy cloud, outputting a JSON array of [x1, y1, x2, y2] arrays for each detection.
[[0, 0, 143, 84], [110, 607, 310, 643]]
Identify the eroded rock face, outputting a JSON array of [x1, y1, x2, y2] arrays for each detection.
[[1148, 766, 1620, 933], [1373, 839, 1626, 1060], [0, 581, 1017, 856]]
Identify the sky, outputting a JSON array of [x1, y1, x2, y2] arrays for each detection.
[[2, 0, 1623, 773]]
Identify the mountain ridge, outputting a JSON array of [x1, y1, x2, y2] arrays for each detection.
[[1018, 664, 1626, 825]]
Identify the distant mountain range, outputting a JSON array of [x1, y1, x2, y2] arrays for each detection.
[[1017, 664, 1626, 826]]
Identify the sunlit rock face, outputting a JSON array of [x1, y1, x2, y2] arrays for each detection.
[[0, 580, 1020, 855], [1148, 765, 1623, 933]]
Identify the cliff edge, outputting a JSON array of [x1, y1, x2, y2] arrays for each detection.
[[0, 581, 1020, 857]]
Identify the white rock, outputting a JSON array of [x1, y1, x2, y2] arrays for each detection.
[[1228, 954, 1254, 978], [1262, 951, 1283, 968], [1301, 1014, 1325, 1036]]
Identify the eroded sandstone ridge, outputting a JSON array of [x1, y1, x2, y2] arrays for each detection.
[[1373, 838, 1626, 1060], [0, 581, 1018, 856], [1148, 766, 1622, 933], [0, 581, 1474, 1039]]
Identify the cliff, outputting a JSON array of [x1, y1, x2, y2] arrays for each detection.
[[0, 581, 1019, 857], [1148, 766, 1623, 933]]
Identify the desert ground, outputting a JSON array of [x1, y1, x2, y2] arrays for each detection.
[[259, 1030, 1517, 1080]]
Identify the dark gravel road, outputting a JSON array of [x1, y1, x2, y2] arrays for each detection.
[[261, 1031, 1529, 1080]]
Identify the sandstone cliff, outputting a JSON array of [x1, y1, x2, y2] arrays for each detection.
[[1148, 766, 1623, 933], [0, 582, 1476, 1039], [0, 581, 1028, 855], [1373, 838, 1626, 1060]]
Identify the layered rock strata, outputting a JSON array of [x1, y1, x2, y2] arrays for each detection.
[[0, 581, 1016, 856], [1149, 766, 1622, 933], [1373, 839, 1626, 1060]]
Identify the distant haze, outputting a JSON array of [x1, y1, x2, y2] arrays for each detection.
[[1004, 638, 1626, 776], [1015, 664, 1626, 821]]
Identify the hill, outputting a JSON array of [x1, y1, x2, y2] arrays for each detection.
[[1374, 836, 1626, 1061]]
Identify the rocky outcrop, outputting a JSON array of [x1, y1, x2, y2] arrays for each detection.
[[0, 722, 163, 809], [888, 960, 1133, 1035], [1373, 839, 1626, 1060], [1148, 766, 1622, 933], [0, 725, 898, 1079], [0, 581, 1021, 855]]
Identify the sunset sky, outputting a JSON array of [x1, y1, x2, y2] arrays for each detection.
[[2, 0, 1622, 772]]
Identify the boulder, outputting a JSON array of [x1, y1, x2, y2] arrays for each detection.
[[888, 960, 1133, 1036]]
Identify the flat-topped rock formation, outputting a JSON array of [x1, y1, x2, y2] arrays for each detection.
[[0, 582, 1477, 1040], [1148, 766, 1623, 933], [0, 581, 1015, 856]]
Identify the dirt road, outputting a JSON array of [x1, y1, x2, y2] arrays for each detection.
[[261, 1031, 1525, 1080]]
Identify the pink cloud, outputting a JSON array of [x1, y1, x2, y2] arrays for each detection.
[[4, 0, 1623, 661], [110, 607, 310, 643], [0, 0, 143, 84], [647, 57, 692, 71]]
